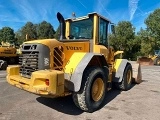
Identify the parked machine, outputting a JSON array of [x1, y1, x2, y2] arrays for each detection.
[[6, 12, 142, 112], [153, 50, 160, 65], [137, 50, 160, 66], [0, 44, 19, 70]]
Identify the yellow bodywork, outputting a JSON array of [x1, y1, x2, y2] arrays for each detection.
[[0, 46, 17, 57], [7, 65, 65, 97], [6, 12, 141, 98], [23, 39, 62, 48], [64, 52, 86, 74], [113, 59, 123, 72], [150, 55, 158, 61], [6, 51, 88, 97]]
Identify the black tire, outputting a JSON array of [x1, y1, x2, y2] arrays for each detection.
[[1, 61, 8, 70], [154, 57, 160, 66], [153, 57, 157, 65], [115, 64, 133, 91], [72, 66, 107, 113]]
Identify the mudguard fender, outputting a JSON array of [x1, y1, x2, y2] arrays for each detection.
[[64, 53, 107, 92], [113, 59, 130, 82]]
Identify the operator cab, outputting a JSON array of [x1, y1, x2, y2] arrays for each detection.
[[57, 12, 114, 48], [67, 15, 93, 39], [154, 50, 160, 56]]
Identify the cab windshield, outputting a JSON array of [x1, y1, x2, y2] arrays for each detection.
[[70, 18, 93, 39], [155, 50, 160, 56]]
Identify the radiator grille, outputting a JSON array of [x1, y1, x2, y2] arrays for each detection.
[[19, 51, 39, 78]]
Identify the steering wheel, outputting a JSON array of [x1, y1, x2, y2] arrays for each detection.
[[77, 36, 86, 39], [68, 35, 74, 39]]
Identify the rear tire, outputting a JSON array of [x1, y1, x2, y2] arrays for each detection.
[[72, 66, 107, 113], [115, 64, 133, 91], [155, 57, 160, 66], [0, 61, 8, 70]]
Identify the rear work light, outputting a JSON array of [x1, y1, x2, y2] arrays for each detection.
[[45, 79, 49, 86]]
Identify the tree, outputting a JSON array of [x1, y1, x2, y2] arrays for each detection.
[[21, 22, 37, 41], [0, 27, 15, 44], [37, 21, 55, 39], [145, 8, 160, 49], [15, 30, 24, 45], [137, 28, 155, 56], [109, 21, 140, 60], [54, 25, 60, 39]]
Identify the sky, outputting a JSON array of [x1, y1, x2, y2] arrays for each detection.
[[0, 0, 160, 33]]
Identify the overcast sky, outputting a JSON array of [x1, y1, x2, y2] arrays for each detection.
[[0, 0, 160, 32]]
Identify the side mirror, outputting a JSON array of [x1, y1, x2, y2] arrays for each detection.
[[111, 24, 115, 34]]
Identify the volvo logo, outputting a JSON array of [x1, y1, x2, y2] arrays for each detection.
[[44, 58, 49, 66], [66, 46, 82, 50]]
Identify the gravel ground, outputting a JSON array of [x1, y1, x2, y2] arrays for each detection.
[[0, 65, 160, 120]]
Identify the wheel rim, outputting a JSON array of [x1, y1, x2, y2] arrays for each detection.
[[126, 70, 132, 84], [91, 78, 104, 102]]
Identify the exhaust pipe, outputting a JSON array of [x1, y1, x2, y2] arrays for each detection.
[[57, 12, 66, 40]]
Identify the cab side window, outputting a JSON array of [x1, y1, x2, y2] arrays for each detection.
[[99, 18, 109, 47]]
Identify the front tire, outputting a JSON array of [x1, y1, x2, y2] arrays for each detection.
[[72, 66, 107, 113], [115, 64, 133, 91]]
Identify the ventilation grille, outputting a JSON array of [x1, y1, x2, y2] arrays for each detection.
[[53, 46, 64, 70], [19, 51, 39, 78]]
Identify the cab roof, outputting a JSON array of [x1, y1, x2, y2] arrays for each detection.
[[65, 12, 111, 23]]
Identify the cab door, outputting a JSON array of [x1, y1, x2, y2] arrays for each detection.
[[94, 17, 109, 59]]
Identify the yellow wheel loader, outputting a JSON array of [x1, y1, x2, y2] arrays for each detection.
[[6, 12, 142, 112], [153, 50, 160, 65], [0, 45, 19, 70], [137, 50, 160, 66]]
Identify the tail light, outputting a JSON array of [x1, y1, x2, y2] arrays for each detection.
[[45, 79, 49, 86]]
